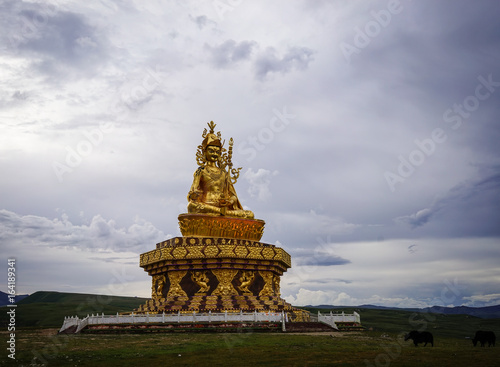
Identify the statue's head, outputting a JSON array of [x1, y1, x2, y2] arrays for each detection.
[[204, 144, 221, 163], [195, 121, 237, 169], [196, 121, 224, 165]]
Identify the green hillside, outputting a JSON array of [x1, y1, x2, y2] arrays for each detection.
[[302, 306, 500, 339], [0, 291, 150, 328]]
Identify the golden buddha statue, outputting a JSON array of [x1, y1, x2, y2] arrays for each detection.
[[187, 121, 254, 219], [136, 121, 298, 318]]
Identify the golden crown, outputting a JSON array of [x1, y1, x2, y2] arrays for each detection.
[[201, 121, 222, 149]]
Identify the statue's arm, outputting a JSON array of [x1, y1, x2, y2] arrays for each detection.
[[187, 167, 203, 202], [226, 181, 243, 209]]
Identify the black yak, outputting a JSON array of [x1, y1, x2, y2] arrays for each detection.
[[404, 330, 434, 347], [472, 330, 496, 347]]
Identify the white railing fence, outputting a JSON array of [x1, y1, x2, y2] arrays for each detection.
[[60, 310, 287, 334], [317, 311, 361, 329], [60, 310, 361, 334]]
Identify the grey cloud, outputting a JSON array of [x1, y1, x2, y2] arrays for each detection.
[[254, 46, 315, 80], [291, 248, 351, 267], [190, 15, 216, 30], [314, 278, 353, 285], [2, 1, 108, 76], [0, 209, 165, 253], [395, 168, 500, 234], [205, 39, 256, 68], [462, 293, 500, 307], [87, 256, 137, 265], [204, 41, 315, 78], [345, 1, 500, 114], [396, 208, 433, 228], [244, 168, 278, 202]]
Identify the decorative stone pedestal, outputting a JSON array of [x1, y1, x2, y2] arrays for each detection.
[[138, 218, 296, 314]]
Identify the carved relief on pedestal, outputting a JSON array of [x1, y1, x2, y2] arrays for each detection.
[[237, 270, 255, 295], [167, 271, 188, 298], [191, 270, 211, 295], [259, 271, 275, 297], [151, 274, 167, 301], [273, 274, 281, 297], [211, 269, 238, 296], [151, 276, 157, 299]]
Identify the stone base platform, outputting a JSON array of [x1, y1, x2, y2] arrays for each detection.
[[81, 321, 339, 334], [137, 294, 294, 313], [82, 321, 283, 334]]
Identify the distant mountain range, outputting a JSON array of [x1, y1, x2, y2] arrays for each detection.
[[0, 291, 30, 306], [307, 304, 500, 319]]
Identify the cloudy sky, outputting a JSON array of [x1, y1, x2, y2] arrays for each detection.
[[1, 0, 499, 309]]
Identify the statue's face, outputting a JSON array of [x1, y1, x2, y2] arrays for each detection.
[[205, 145, 220, 162]]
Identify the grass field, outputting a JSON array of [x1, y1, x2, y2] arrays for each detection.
[[3, 328, 499, 367], [1, 292, 499, 366]]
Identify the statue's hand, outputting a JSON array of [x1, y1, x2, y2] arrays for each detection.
[[189, 190, 202, 201], [218, 197, 235, 207]]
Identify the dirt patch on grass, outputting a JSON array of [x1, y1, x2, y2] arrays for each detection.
[[277, 331, 365, 337], [36, 328, 60, 336]]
